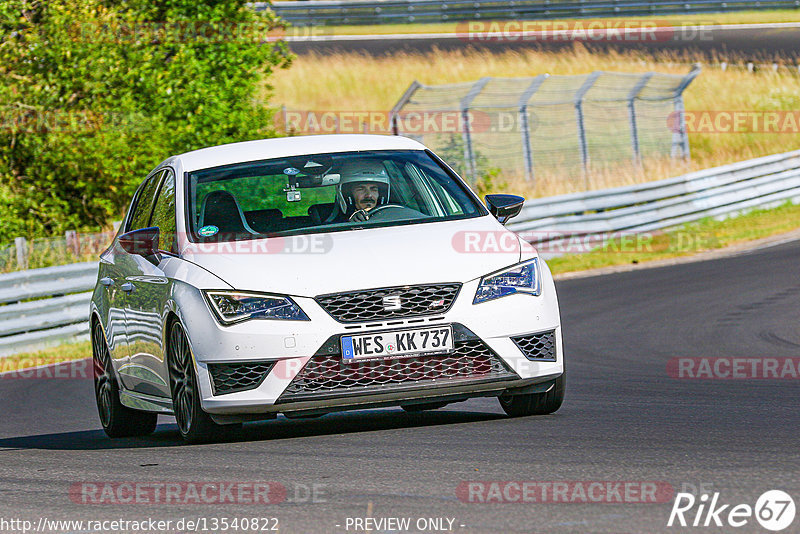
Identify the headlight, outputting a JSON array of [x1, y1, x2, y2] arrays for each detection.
[[204, 291, 310, 324], [473, 258, 541, 304]]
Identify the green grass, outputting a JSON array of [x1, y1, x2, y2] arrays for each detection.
[[301, 9, 800, 35], [0, 341, 91, 373], [547, 201, 800, 274]]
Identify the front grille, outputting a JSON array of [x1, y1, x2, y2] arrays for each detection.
[[278, 339, 518, 402], [512, 331, 556, 361], [208, 361, 275, 395], [315, 284, 461, 323]]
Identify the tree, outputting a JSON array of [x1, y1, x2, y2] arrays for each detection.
[[0, 0, 291, 241]]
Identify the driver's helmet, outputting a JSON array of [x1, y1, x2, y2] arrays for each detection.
[[335, 159, 391, 215]]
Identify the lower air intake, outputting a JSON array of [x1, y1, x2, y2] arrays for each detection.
[[208, 361, 275, 395], [278, 339, 518, 402], [511, 330, 556, 361]]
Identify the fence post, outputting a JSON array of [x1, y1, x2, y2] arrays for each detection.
[[627, 73, 654, 166], [389, 80, 421, 136], [574, 71, 602, 187], [14, 237, 28, 270], [671, 100, 687, 159], [460, 77, 491, 183], [281, 105, 288, 134], [672, 65, 702, 160], [65, 230, 79, 257], [518, 74, 549, 183]]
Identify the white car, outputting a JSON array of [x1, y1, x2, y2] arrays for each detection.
[[90, 134, 564, 443]]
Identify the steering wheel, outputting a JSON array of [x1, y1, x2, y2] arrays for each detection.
[[348, 204, 405, 222], [365, 204, 406, 217]]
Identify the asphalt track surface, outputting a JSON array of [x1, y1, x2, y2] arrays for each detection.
[[287, 24, 800, 59], [1, 239, 799, 534]]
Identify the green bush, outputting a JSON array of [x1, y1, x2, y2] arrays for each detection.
[[0, 0, 291, 243]]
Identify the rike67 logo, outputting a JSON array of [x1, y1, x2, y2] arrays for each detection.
[[668, 490, 796, 531]]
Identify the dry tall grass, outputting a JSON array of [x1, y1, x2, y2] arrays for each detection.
[[267, 45, 800, 197]]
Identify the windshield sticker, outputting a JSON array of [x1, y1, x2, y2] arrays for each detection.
[[198, 225, 219, 237]]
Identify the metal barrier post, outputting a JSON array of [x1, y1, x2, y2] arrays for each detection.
[[574, 72, 602, 185], [518, 74, 549, 183], [460, 77, 491, 182], [628, 73, 654, 165]]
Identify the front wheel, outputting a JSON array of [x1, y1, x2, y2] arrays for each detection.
[[499, 372, 565, 417], [92, 321, 157, 438], [167, 321, 227, 444]]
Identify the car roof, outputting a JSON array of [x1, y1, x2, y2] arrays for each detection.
[[169, 134, 427, 173]]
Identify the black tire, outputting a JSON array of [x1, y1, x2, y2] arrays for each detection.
[[401, 401, 449, 412], [499, 372, 565, 417], [167, 321, 225, 444], [92, 321, 158, 438]]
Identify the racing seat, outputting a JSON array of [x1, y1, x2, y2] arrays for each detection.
[[245, 208, 284, 233], [199, 190, 254, 235], [308, 203, 335, 224]]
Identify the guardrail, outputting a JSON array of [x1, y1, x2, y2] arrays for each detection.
[[1, 150, 799, 356], [507, 149, 800, 255], [265, 0, 800, 26], [0, 263, 97, 357]]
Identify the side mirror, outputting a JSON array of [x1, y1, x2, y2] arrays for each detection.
[[118, 227, 161, 264], [485, 194, 525, 225]]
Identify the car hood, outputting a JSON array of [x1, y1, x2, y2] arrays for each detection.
[[181, 216, 530, 297]]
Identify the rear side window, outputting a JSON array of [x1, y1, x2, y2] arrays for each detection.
[[149, 170, 178, 254], [128, 170, 164, 231]]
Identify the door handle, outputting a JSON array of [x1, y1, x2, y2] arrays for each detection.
[[121, 282, 135, 293], [99, 277, 114, 287]]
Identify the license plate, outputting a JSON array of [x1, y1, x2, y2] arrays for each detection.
[[341, 326, 454, 362]]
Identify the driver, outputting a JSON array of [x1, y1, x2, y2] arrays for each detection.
[[334, 160, 391, 222]]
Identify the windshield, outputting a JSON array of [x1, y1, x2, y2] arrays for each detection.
[[186, 149, 485, 241]]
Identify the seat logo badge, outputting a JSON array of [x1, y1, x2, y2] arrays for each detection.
[[430, 299, 446, 308], [383, 295, 402, 311]]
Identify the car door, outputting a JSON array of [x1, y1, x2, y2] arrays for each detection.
[[113, 170, 167, 395], [120, 169, 178, 398], [98, 250, 130, 374], [100, 172, 161, 389]]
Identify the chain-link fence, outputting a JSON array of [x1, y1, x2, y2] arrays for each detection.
[[390, 67, 700, 185]]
